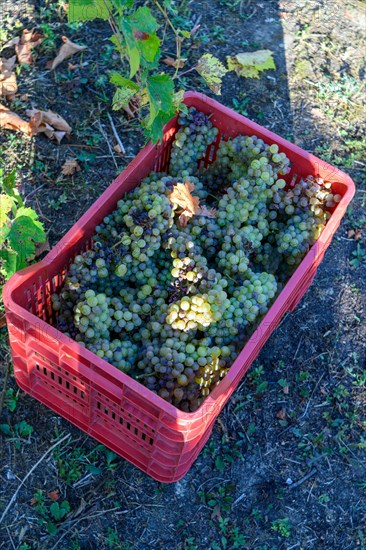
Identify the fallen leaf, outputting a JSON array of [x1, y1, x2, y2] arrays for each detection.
[[19, 93, 29, 101], [276, 408, 286, 420], [0, 103, 34, 135], [163, 56, 186, 69], [48, 490, 60, 501], [0, 56, 17, 71], [196, 53, 228, 95], [348, 228, 363, 240], [168, 182, 216, 227], [2, 37, 20, 49], [282, 385, 289, 395], [0, 314, 6, 329], [227, 50, 276, 79], [26, 108, 72, 143], [0, 57, 17, 97], [15, 29, 43, 64], [67, 62, 77, 70], [61, 158, 80, 176], [48, 36, 87, 70], [114, 144, 124, 155]]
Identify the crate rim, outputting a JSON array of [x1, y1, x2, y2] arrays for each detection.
[[3, 91, 356, 423]]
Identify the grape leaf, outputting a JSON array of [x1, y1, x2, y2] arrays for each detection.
[[68, 0, 113, 22], [112, 87, 137, 110], [128, 7, 159, 34], [146, 109, 174, 143], [128, 47, 140, 78], [196, 54, 228, 95], [227, 50, 275, 79], [7, 215, 46, 269], [0, 248, 17, 279], [0, 194, 14, 226], [136, 33, 160, 63], [109, 73, 139, 90], [147, 73, 174, 121], [168, 182, 216, 227]]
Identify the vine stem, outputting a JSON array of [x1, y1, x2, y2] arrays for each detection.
[[175, 67, 196, 79], [152, 0, 184, 77]]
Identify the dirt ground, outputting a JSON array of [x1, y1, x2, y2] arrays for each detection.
[[1, 1, 365, 549]]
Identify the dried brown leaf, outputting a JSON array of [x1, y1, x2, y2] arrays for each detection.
[[169, 182, 217, 227], [0, 56, 17, 96], [276, 408, 286, 420], [0, 56, 17, 72], [26, 108, 71, 143], [114, 144, 124, 155], [9, 29, 44, 64], [48, 36, 87, 71], [61, 158, 81, 176], [0, 314, 6, 329], [47, 490, 60, 501], [0, 70, 17, 97], [163, 56, 186, 69], [0, 103, 33, 135], [2, 37, 20, 49], [199, 205, 217, 219]]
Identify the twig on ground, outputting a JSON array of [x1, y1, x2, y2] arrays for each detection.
[[97, 120, 118, 169], [287, 468, 317, 490], [298, 373, 325, 420], [107, 112, 126, 154], [24, 184, 46, 203], [6, 527, 16, 550], [0, 433, 71, 525]]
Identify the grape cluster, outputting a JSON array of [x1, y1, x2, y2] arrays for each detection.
[[52, 109, 335, 412], [267, 175, 337, 266], [169, 107, 219, 177]]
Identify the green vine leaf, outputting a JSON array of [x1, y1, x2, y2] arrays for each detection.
[[0, 248, 17, 279], [68, 0, 113, 22], [110, 73, 139, 90], [128, 7, 159, 34], [7, 215, 46, 270], [146, 111, 171, 143], [112, 87, 137, 110], [227, 50, 276, 79], [196, 54, 228, 95], [136, 33, 160, 63], [147, 73, 174, 122]]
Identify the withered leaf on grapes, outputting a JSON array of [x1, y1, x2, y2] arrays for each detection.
[[168, 182, 216, 227]]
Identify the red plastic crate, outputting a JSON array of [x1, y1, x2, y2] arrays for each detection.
[[3, 92, 355, 482]]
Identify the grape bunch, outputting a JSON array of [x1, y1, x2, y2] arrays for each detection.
[[169, 107, 219, 177], [52, 108, 335, 412]]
